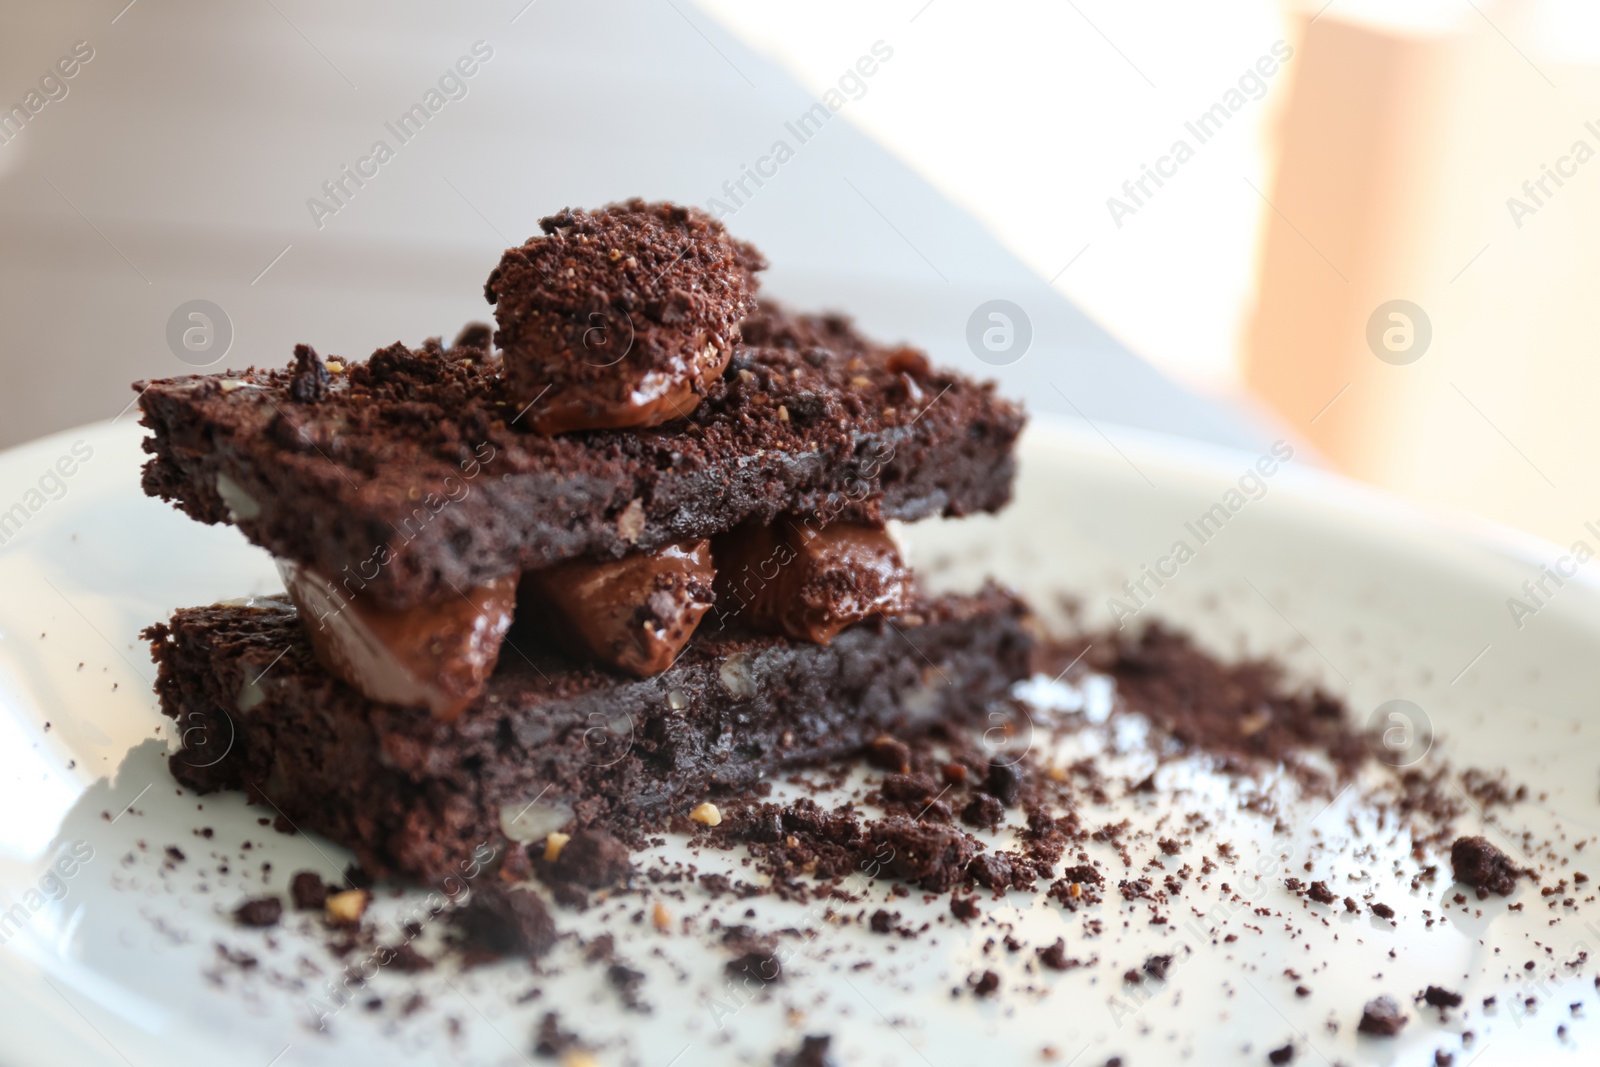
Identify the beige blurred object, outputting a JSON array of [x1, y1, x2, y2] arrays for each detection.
[[1246, 5, 1600, 547]]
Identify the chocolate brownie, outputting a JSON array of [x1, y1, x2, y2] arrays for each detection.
[[136, 304, 1023, 611], [485, 200, 766, 434], [146, 586, 1031, 884]]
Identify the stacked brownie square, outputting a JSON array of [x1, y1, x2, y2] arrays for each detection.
[[139, 201, 1031, 884]]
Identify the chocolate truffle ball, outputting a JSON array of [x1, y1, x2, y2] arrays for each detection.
[[486, 199, 765, 434]]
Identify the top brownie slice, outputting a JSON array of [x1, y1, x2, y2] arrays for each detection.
[[137, 304, 1024, 611]]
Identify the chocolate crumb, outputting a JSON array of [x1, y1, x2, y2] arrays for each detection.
[[453, 321, 492, 350], [214, 944, 257, 970], [870, 817, 979, 892], [232, 896, 282, 928], [961, 792, 1005, 830], [968, 852, 1019, 892], [865, 736, 911, 774], [605, 963, 646, 1009], [1450, 835, 1530, 898], [950, 893, 980, 921], [1037, 939, 1071, 971], [1358, 995, 1408, 1036], [288, 344, 330, 403], [290, 870, 329, 911], [384, 942, 433, 973], [726, 948, 782, 985], [775, 1035, 838, 1067], [450, 883, 556, 960], [548, 829, 632, 889], [985, 761, 1022, 807], [534, 1011, 577, 1057]]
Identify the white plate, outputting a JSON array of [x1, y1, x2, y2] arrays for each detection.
[[1, 416, 1596, 1067]]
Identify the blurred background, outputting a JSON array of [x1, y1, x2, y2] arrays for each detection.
[[2, 0, 1597, 547]]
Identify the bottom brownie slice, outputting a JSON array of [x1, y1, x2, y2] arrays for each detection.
[[146, 587, 1032, 885]]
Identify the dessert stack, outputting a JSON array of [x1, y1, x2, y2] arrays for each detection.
[[139, 200, 1031, 884]]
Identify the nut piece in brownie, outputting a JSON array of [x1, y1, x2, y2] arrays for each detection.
[[145, 587, 1032, 885], [135, 303, 1023, 612], [484, 199, 767, 434]]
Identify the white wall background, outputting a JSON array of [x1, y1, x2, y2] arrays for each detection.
[[697, 0, 1295, 394], [696, 0, 1600, 404]]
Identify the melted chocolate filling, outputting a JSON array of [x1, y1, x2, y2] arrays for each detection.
[[520, 540, 716, 676], [277, 559, 515, 721], [712, 520, 910, 643]]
